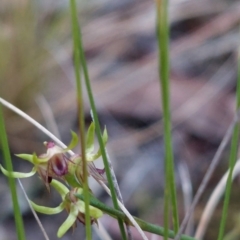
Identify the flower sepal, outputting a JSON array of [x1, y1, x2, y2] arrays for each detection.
[[15, 154, 35, 164], [30, 179, 103, 238], [86, 122, 108, 162], [61, 131, 79, 153], [0, 165, 37, 178]]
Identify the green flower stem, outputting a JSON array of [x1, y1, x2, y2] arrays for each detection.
[[74, 6, 128, 240], [156, 0, 179, 237], [0, 104, 26, 240], [69, 0, 91, 239], [77, 194, 196, 240], [217, 45, 240, 240]]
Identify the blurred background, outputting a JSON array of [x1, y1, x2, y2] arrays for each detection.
[[0, 0, 240, 239]]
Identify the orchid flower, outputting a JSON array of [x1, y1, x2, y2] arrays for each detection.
[[0, 131, 78, 189], [0, 122, 108, 188], [30, 179, 103, 238]]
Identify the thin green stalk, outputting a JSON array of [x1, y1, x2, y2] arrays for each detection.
[[156, 0, 179, 237], [77, 194, 197, 240], [0, 104, 26, 240], [75, 12, 127, 240], [217, 47, 240, 240], [69, 1, 91, 239]]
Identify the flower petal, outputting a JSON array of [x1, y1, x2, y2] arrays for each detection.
[[33, 153, 49, 164], [62, 131, 79, 153], [50, 179, 69, 199], [89, 205, 103, 219], [87, 127, 108, 162], [88, 162, 106, 182], [64, 173, 83, 188], [102, 126, 108, 144], [86, 153, 100, 161], [57, 205, 78, 238], [76, 201, 103, 219], [31, 201, 65, 215], [68, 155, 81, 174], [15, 154, 34, 164], [45, 145, 64, 160], [0, 165, 36, 178], [51, 154, 68, 176], [86, 122, 95, 154]]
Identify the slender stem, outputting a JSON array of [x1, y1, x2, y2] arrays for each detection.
[[77, 194, 197, 240], [156, 0, 179, 236], [76, 14, 128, 240], [217, 47, 240, 240], [69, 1, 91, 239], [0, 104, 26, 240]]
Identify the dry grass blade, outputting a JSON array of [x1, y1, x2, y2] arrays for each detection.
[[17, 179, 50, 240], [104, 149, 133, 240], [195, 159, 240, 239], [93, 222, 113, 240], [178, 162, 193, 235], [35, 95, 61, 140], [0, 97, 70, 152]]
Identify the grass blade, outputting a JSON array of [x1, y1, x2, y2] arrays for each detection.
[[217, 46, 240, 240], [0, 104, 26, 240], [69, 1, 91, 238], [73, 7, 128, 240], [156, 0, 179, 237]]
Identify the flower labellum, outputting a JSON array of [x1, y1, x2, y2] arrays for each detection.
[[43, 141, 68, 177]]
